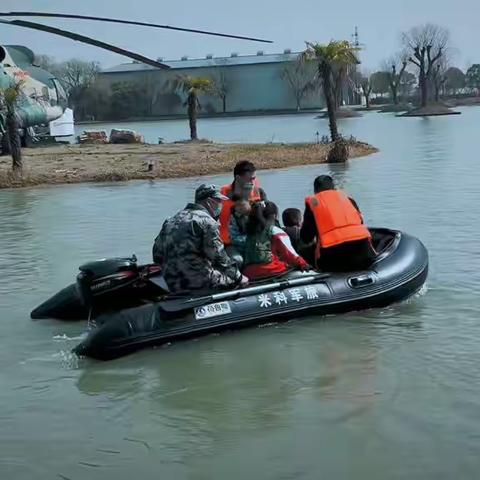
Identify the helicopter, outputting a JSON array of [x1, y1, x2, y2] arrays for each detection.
[[0, 11, 271, 148]]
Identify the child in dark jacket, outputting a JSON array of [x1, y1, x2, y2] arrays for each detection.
[[282, 208, 302, 250], [282, 207, 317, 267]]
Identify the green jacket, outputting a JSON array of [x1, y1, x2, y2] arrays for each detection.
[[244, 226, 273, 265]]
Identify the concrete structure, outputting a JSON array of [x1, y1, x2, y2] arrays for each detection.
[[99, 50, 325, 116]]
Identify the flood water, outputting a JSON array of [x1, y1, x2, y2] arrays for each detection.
[[2, 108, 480, 479]]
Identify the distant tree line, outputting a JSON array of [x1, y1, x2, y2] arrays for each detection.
[[35, 56, 241, 121], [36, 55, 167, 121], [37, 34, 480, 123], [355, 59, 480, 108], [352, 24, 480, 109]]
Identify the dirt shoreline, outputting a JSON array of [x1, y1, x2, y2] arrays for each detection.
[[75, 108, 325, 125], [0, 141, 378, 189]]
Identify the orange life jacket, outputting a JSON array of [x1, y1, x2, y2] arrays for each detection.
[[219, 182, 262, 245], [305, 190, 371, 259]]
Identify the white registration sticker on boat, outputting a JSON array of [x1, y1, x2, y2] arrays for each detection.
[[194, 301, 232, 320]]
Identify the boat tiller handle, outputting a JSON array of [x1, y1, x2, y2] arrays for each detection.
[[348, 275, 374, 288]]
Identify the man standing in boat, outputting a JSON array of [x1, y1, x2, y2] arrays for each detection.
[[300, 175, 376, 272], [153, 184, 249, 292], [219, 160, 267, 246]]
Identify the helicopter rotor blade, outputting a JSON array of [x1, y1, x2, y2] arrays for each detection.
[[0, 19, 169, 69], [0, 11, 273, 43]]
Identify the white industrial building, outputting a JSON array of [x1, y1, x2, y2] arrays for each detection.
[[99, 50, 327, 116]]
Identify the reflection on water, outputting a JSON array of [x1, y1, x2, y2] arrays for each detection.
[[2, 108, 480, 479]]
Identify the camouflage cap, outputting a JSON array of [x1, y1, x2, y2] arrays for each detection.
[[195, 184, 228, 202]]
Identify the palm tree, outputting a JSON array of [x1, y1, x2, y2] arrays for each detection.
[[169, 76, 214, 140], [1, 79, 25, 174], [301, 41, 359, 143]]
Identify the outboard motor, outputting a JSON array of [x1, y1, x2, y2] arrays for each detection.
[[76, 255, 140, 311], [31, 256, 165, 321]]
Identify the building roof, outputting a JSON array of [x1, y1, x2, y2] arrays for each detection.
[[102, 51, 301, 73]]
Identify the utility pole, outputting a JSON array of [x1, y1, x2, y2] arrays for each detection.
[[351, 26, 361, 105]]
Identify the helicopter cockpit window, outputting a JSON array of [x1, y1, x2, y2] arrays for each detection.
[[52, 78, 67, 105]]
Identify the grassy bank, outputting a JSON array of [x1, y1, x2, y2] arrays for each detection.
[[0, 141, 378, 189]]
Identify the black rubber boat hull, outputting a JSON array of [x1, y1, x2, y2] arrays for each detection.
[[31, 260, 163, 320], [73, 230, 428, 360], [31, 284, 87, 320]]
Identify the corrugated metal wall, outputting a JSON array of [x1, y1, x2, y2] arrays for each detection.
[[99, 61, 325, 115]]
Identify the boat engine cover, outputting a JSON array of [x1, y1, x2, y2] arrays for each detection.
[[79, 256, 138, 278], [77, 256, 139, 308]]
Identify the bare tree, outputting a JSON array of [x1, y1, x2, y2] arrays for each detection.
[[139, 71, 160, 116], [34, 55, 99, 94], [55, 59, 100, 96], [35, 54, 110, 121], [281, 59, 316, 111], [431, 57, 449, 102], [402, 24, 449, 107], [382, 54, 408, 104], [398, 71, 417, 100], [348, 63, 362, 104], [358, 71, 372, 109], [212, 69, 230, 113], [333, 63, 354, 108], [56, 59, 101, 120]]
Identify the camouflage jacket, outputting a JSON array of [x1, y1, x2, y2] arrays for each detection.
[[152, 203, 241, 292]]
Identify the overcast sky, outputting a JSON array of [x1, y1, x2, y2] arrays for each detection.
[[1, 0, 478, 70]]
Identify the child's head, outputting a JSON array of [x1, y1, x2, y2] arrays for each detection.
[[231, 193, 251, 216], [263, 201, 279, 222], [233, 199, 251, 216], [247, 201, 278, 234], [282, 208, 302, 227]]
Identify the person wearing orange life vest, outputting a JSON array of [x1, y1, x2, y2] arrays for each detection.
[[300, 175, 376, 272], [219, 160, 267, 247]]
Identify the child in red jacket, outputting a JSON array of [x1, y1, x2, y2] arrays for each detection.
[[243, 202, 310, 280]]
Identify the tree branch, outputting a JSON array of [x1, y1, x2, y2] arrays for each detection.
[[431, 47, 443, 65], [427, 47, 443, 76], [398, 61, 407, 81], [413, 47, 422, 61], [426, 45, 433, 65], [409, 57, 421, 67]]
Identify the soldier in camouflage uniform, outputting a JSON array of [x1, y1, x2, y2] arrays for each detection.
[[152, 184, 248, 293]]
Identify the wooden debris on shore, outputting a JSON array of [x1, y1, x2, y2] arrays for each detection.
[[110, 129, 144, 144], [77, 129, 145, 145], [77, 130, 108, 144]]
